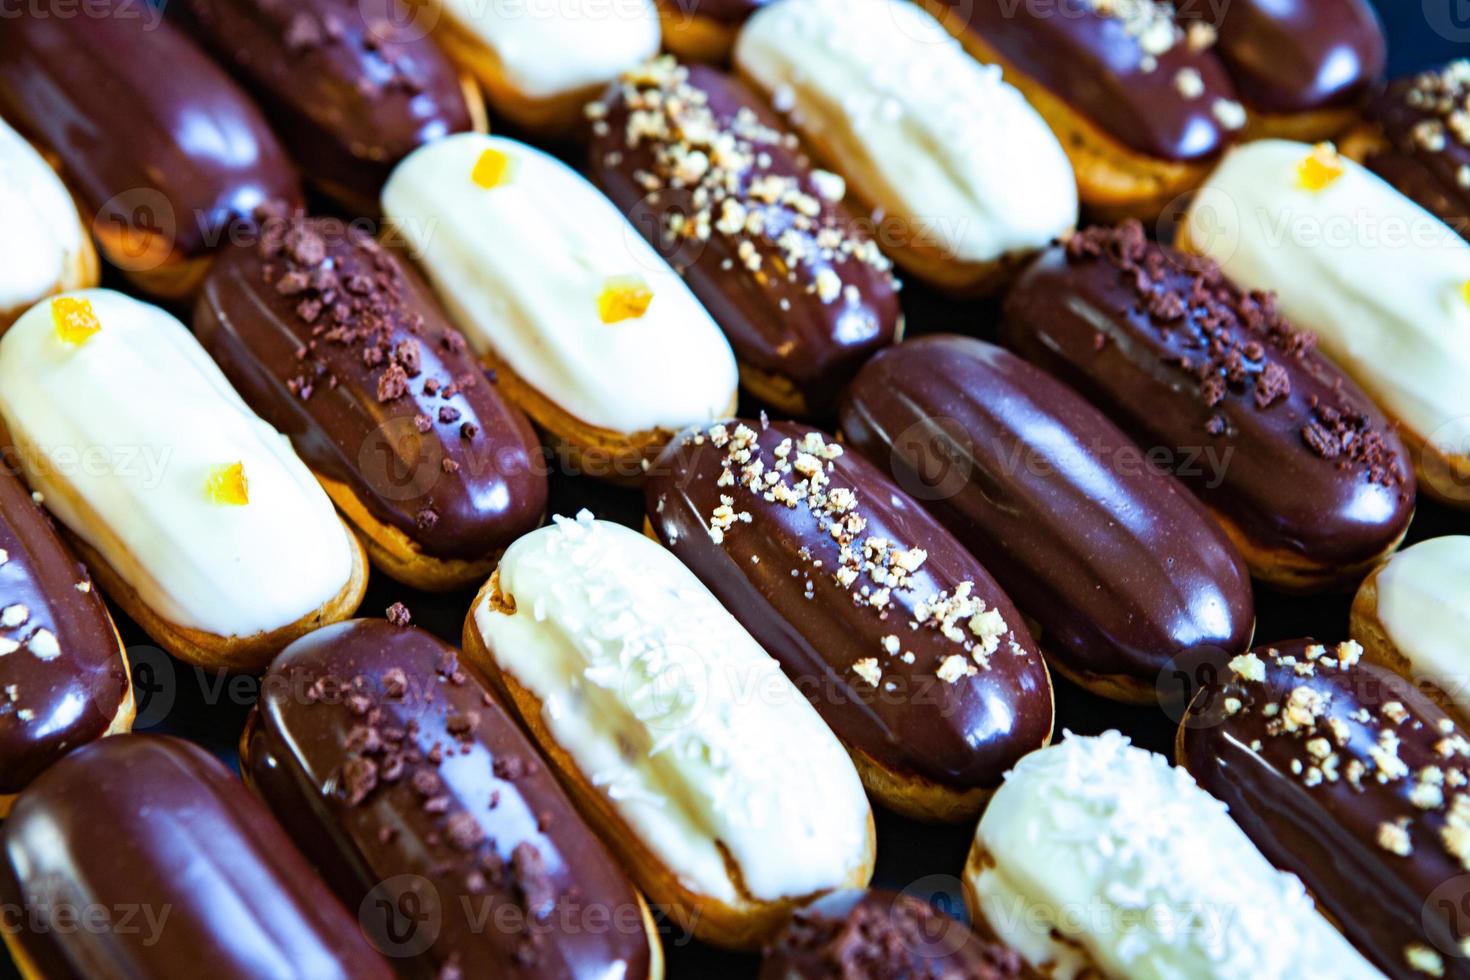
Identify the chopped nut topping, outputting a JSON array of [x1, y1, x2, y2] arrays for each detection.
[[1228, 652, 1265, 682]]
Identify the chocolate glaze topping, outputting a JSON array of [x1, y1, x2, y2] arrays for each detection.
[[1365, 61, 1470, 242], [759, 889, 1021, 980], [0, 734, 392, 980], [241, 620, 653, 980], [1211, 0, 1384, 115], [841, 335, 1253, 687], [645, 418, 1053, 791], [1002, 222, 1413, 571], [933, 0, 1240, 162], [0, 466, 127, 793], [0, 2, 302, 259], [170, 0, 474, 210], [196, 212, 546, 562], [1182, 639, 1470, 979], [588, 59, 900, 414]]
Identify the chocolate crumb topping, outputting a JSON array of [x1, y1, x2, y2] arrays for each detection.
[[1065, 222, 1406, 489]]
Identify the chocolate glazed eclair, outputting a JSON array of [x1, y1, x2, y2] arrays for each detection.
[[0, 465, 132, 812], [645, 419, 1054, 823], [0, 1, 303, 300], [241, 620, 662, 980], [840, 335, 1254, 705], [0, 734, 394, 980], [1344, 62, 1470, 242], [588, 58, 901, 419], [196, 214, 548, 592], [1002, 223, 1414, 592], [919, 0, 1241, 219], [1179, 639, 1470, 979], [170, 0, 486, 216]]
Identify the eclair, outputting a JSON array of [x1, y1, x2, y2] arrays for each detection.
[[0, 290, 366, 672], [242, 619, 663, 979], [964, 731, 1381, 979], [463, 512, 876, 949], [1352, 536, 1470, 721], [0, 2, 303, 299], [382, 133, 739, 483], [657, 0, 768, 63], [0, 734, 394, 980], [645, 420, 1055, 822], [170, 0, 486, 216], [197, 214, 547, 593], [919, 0, 1241, 219], [1179, 139, 1470, 507], [1003, 222, 1415, 591], [1179, 639, 1470, 978], [840, 336, 1254, 704], [759, 889, 1022, 980], [587, 58, 902, 418], [1345, 61, 1470, 241], [733, 0, 1076, 294], [0, 466, 132, 813], [0, 120, 97, 333], [426, 0, 660, 136]]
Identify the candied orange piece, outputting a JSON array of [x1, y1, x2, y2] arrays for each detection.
[[206, 462, 249, 506], [471, 148, 516, 189], [597, 276, 654, 324], [1297, 143, 1344, 192], [51, 296, 100, 346], [1463, 279, 1470, 308]]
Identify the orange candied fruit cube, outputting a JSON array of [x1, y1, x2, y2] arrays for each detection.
[[51, 296, 100, 346], [206, 462, 249, 506], [471, 147, 516, 189], [597, 276, 654, 324], [1462, 279, 1470, 308], [1296, 143, 1344, 192]]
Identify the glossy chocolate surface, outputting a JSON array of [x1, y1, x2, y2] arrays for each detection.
[[170, 0, 473, 210], [932, 0, 1235, 161], [841, 335, 1253, 687], [588, 60, 900, 414], [196, 215, 547, 562], [0, 2, 301, 259], [0, 466, 127, 793], [0, 734, 391, 980], [1364, 63, 1470, 241], [758, 889, 1021, 979], [1181, 639, 1470, 979], [1002, 223, 1414, 572], [645, 419, 1053, 791], [1212, 0, 1384, 114], [241, 620, 653, 980]]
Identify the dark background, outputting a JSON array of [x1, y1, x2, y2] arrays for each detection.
[[8, 1, 1463, 978]]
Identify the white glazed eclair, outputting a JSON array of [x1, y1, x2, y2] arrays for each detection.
[[0, 290, 366, 672], [1180, 138, 1470, 506], [963, 732, 1382, 979], [0, 120, 97, 333], [733, 0, 1077, 295], [428, 0, 660, 135], [1352, 535, 1470, 720], [462, 511, 876, 950], [382, 133, 739, 483]]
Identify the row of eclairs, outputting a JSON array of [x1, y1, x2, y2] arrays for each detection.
[[0, 0, 1469, 976]]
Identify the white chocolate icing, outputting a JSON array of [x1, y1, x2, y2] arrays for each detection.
[[1373, 536, 1470, 707], [382, 133, 738, 436], [471, 511, 872, 904], [0, 290, 353, 638], [1184, 139, 1470, 455], [968, 732, 1382, 980], [437, 0, 659, 101], [734, 0, 1076, 267], [0, 120, 86, 315]]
